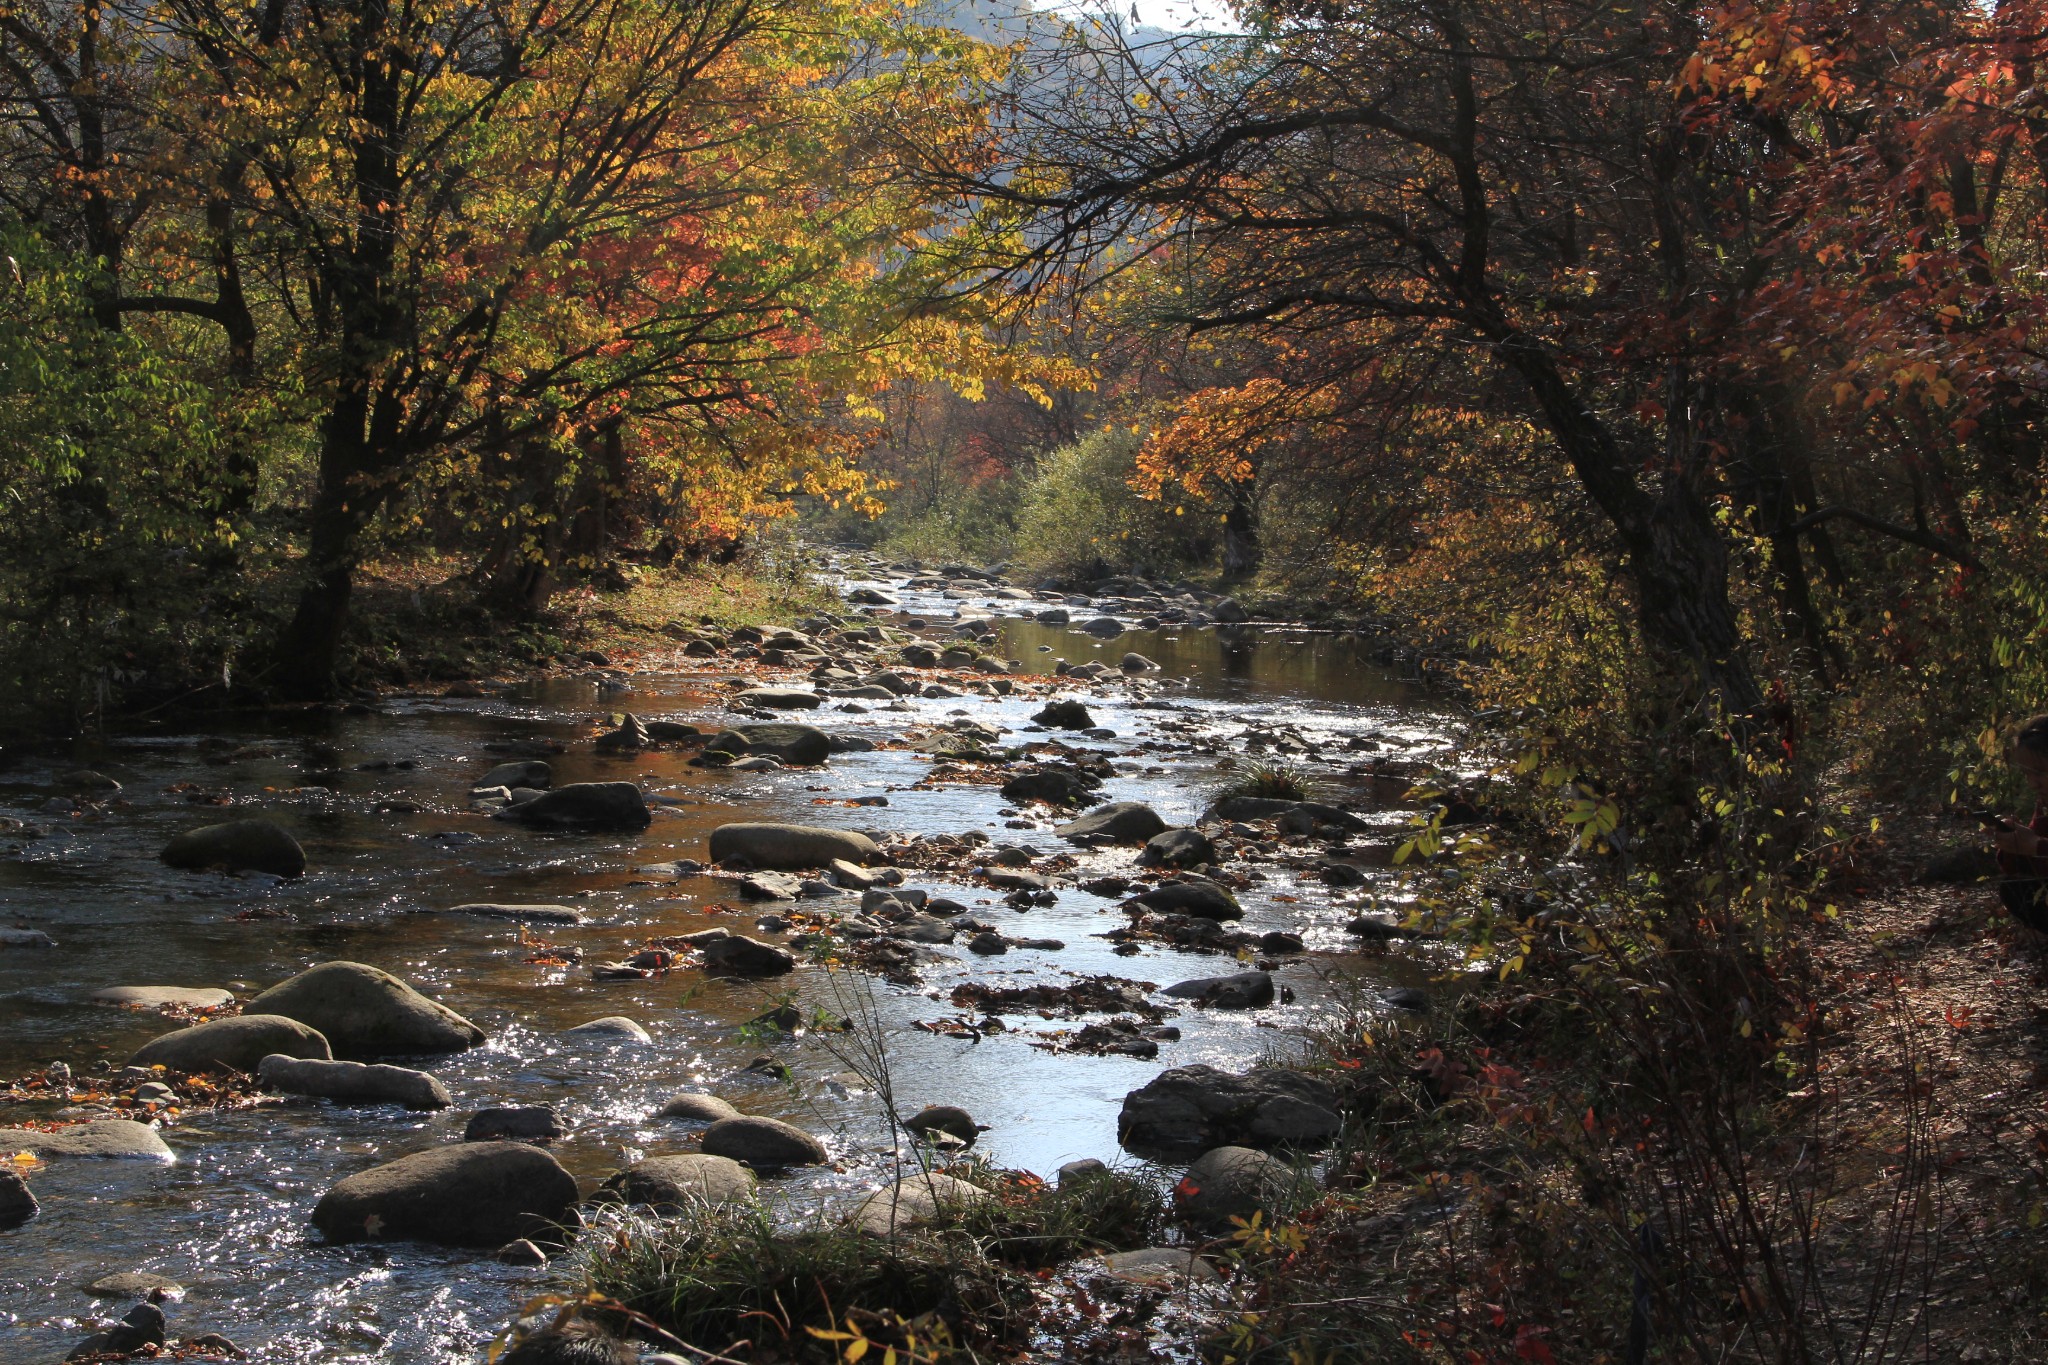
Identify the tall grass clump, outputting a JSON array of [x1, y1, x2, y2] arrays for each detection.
[[1213, 759, 1319, 803], [569, 1203, 1026, 1360]]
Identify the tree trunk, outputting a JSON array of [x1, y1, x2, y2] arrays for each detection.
[[273, 394, 382, 697], [1497, 331, 1764, 718], [1220, 483, 1260, 578]]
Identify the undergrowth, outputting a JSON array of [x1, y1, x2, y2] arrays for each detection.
[[564, 1163, 1165, 1361]]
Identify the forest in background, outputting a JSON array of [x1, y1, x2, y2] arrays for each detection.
[[7, 0, 2047, 815], [14, 2, 2048, 1353]]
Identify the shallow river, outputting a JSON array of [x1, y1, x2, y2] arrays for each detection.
[[0, 560, 1451, 1362]]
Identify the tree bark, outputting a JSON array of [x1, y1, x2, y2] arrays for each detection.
[[1495, 331, 1764, 718]]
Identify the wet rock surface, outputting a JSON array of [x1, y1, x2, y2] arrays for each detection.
[[258, 1054, 453, 1109], [593, 1153, 755, 1211], [312, 1141, 580, 1247], [1118, 1064, 1346, 1156], [160, 817, 306, 878], [128, 1014, 332, 1074]]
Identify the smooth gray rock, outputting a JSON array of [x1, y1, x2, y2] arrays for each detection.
[[1000, 769, 1098, 806], [494, 781, 650, 832], [1143, 827, 1215, 868], [1127, 879, 1243, 921], [656, 1093, 742, 1124], [0, 1169, 37, 1227], [0, 927, 54, 948], [465, 1106, 565, 1142], [68, 1302, 165, 1360], [495, 1238, 549, 1266], [433, 903, 585, 925], [248, 961, 486, 1058], [0, 1119, 173, 1161], [84, 1270, 183, 1299], [90, 985, 235, 1011], [701, 1116, 827, 1168], [1032, 699, 1095, 730], [594, 1154, 755, 1212], [480, 760, 552, 791], [904, 1105, 981, 1145], [827, 858, 879, 890], [594, 714, 651, 751], [1161, 970, 1274, 1009], [852, 1170, 991, 1235], [1058, 801, 1167, 843], [160, 817, 306, 877], [1118, 1064, 1343, 1156], [732, 687, 823, 710], [698, 935, 796, 976], [564, 1016, 652, 1043], [258, 1054, 451, 1109], [1207, 796, 1367, 832], [129, 1014, 331, 1074], [887, 915, 955, 945], [312, 1141, 579, 1247], [703, 724, 832, 766], [710, 822, 879, 869], [1056, 1158, 1109, 1187], [1174, 1146, 1302, 1229]]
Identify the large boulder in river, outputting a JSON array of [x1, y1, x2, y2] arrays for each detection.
[[1161, 970, 1274, 1009], [656, 1092, 743, 1124], [494, 781, 650, 832], [1126, 879, 1242, 921], [732, 687, 822, 710], [1206, 796, 1367, 832], [698, 934, 796, 977], [709, 822, 879, 869], [1118, 1064, 1343, 1157], [248, 961, 486, 1058], [593, 1154, 756, 1213], [480, 760, 551, 791], [0, 1119, 173, 1161], [258, 1054, 452, 1110], [1032, 699, 1095, 730], [1057, 801, 1167, 843], [312, 1141, 579, 1247], [1000, 769, 1099, 807], [0, 1169, 36, 1228], [129, 1014, 331, 1075], [1174, 1146, 1305, 1231], [91, 985, 235, 1011], [1142, 827, 1215, 867], [703, 723, 832, 766], [160, 817, 305, 878], [853, 1170, 992, 1236], [701, 1116, 828, 1169]]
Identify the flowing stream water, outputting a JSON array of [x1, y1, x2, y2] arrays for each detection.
[[0, 557, 1454, 1362]]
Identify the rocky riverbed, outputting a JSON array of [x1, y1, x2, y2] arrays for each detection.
[[0, 552, 1462, 1361]]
